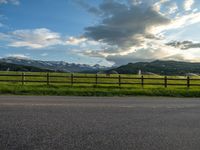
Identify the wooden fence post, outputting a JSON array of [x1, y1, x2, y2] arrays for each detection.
[[164, 76, 167, 88], [141, 75, 144, 88], [119, 75, 121, 87], [187, 76, 190, 88], [47, 73, 50, 85], [71, 73, 74, 86], [95, 74, 98, 85], [22, 72, 25, 85]]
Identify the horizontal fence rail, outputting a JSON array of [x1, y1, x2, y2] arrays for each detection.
[[0, 72, 200, 88]]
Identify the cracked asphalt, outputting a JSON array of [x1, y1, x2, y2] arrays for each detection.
[[0, 96, 200, 150]]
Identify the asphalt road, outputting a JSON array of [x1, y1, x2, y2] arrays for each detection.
[[0, 96, 200, 150]]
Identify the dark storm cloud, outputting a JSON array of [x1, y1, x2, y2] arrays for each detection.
[[167, 41, 200, 50], [106, 52, 154, 66], [83, 0, 170, 49]]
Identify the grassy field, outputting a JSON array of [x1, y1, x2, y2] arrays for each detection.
[[0, 71, 200, 97]]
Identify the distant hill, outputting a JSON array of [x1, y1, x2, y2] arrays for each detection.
[[0, 57, 108, 73], [108, 60, 200, 75], [2, 58, 200, 75], [0, 62, 53, 72]]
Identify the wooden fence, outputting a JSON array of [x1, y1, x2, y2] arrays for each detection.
[[0, 72, 199, 88]]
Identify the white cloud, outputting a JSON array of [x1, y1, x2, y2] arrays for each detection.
[[73, 0, 200, 65], [84, 0, 170, 52], [153, 0, 179, 16], [184, 0, 194, 11], [153, 0, 170, 12], [150, 11, 200, 35], [1, 0, 200, 66], [0, 32, 11, 40], [106, 39, 200, 66], [168, 3, 178, 14], [82, 26, 200, 65], [0, 0, 19, 5], [0, 28, 104, 52], [65, 36, 87, 45], [129, 0, 143, 6], [8, 28, 63, 49], [6, 54, 30, 59]]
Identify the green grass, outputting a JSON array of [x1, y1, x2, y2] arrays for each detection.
[[0, 84, 200, 97], [0, 71, 200, 97]]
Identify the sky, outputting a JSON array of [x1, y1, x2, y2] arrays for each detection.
[[0, 0, 200, 66]]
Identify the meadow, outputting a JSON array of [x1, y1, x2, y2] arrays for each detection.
[[0, 71, 200, 97]]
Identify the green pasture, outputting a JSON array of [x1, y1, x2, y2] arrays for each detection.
[[0, 71, 200, 87], [0, 71, 200, 97]]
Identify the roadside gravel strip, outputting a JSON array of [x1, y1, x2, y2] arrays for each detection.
[[0, 96, 200, 150]]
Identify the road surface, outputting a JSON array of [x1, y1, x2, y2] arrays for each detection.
[[0, 96, 200, 150]]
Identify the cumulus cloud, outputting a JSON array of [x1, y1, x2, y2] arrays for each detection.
[[184, 0, 194, 11], [70, 0, 200, 65], [7, 28, 63, 49], [2, 0, 200, 66], [150, 0, 179, 17], [0, 27, 103, 51], [167, 2, 178, 14], [167, 41, 200, 50], [84, 0, 170, 51]]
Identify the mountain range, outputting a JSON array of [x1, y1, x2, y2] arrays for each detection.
[[108, 60, 200, 75], [1, 57, 200, 75], [0, 57, 108, 73], [0, 61, 53, 72]]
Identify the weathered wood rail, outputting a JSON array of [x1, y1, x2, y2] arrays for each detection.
[[0, 73, 199, 88]]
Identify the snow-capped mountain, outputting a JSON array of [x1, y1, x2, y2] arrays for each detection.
[[0, 57, 108, 73]]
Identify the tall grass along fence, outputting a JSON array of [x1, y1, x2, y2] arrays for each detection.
[[0, 72, 199, 88]]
